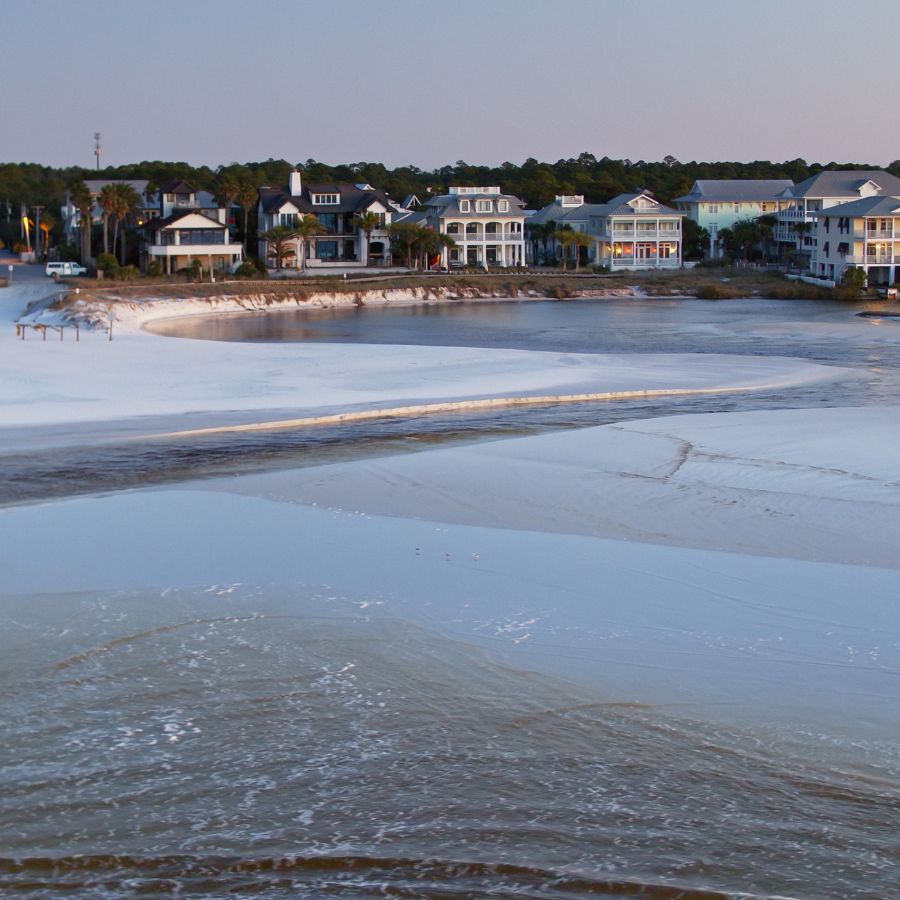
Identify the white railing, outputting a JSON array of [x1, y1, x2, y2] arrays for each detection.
[[865, 230, 895, 240], [609, 257, 681, 267], [454, 234, 524, 243], [844, 254, 899, 264]]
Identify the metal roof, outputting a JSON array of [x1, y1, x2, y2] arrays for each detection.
[[785, 170, 900, 199], [674, 179, 794, 203], [813, 196, 900, 218]]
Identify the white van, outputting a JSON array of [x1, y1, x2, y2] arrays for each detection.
[[45, 261, 87, 277]]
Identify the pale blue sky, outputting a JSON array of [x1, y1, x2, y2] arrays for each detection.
[[5, 0, 898, 169]]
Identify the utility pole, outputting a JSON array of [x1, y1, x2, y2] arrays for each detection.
[[94, 132, 102, 171], [33, 205, 44, 260]]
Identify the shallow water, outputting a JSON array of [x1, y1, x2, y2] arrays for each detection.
[[2, 298, 892, 505], [4, 298, 900, 897], [2, 584, 898, 899]]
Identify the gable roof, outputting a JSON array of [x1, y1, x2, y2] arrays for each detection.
[[85, 179, 150, 197], [160, 179, 197, 194], [813, 195, 900, 218], [142, 209, 227, 232], [674, 179, 794, 203], [258, 181, 392, 216], [784, 169, 900, 199], [422, 191, 526, 218]]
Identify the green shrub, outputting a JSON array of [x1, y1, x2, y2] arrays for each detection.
[[234, 261, 260, 278], [695, 257, 730, 269], [545, 283, 571, 300], [117, 265, 139, 281], [146, 260, 162, 277], [694, 283, 743, 300], [96, 253, 119, 278]]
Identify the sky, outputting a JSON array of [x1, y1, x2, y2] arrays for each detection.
[[4, 0, 899, 171]]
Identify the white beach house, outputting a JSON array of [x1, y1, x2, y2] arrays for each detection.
[[774, 170, 900, 265], [406, 186, 527, 268], [528, 192, 683, 270], [810, 196, 900, 286]]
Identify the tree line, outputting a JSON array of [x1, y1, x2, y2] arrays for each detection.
[[3, 154, 898, 257]]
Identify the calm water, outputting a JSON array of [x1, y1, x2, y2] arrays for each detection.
[[3, 298, 900, 897], [4, 298, 898, 505]]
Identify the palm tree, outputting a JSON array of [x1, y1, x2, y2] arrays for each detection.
[[69, 181, 93, 263], [98, 184, 118, 255], [260, 223, 300, 270], [434, 231, 457, 269], [554, 228, 577, 270], [237, 183, 258, 255], [570, 232, 592, 272], [387, 221, 427, 269], [113, 182, 142, 265], [214, 174, 240, 234], [717, 227, 735, 259], [352, 210, 383, 266], [295, 215, 327, 270], [757, 214, 778, 264]]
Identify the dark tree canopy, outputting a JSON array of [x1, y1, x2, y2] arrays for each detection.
[[0, 155, 885, 253]]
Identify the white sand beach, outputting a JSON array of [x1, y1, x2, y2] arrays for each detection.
[[2, 274, 898, 746]]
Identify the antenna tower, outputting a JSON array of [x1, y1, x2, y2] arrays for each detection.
[[94, 132, 102, 170]]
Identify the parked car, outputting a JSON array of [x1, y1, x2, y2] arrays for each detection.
[[45, 261, 87, 278]]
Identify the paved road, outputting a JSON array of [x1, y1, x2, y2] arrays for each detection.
[[0, 252, 64, 324]]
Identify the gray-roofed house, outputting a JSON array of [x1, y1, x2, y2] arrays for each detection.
[[774, 169, 900, 263], [527, 191, 683, 270], [406, 186, 526, 268], [808, 194, 900, 287], [524, 195, 586, 265], [674, 180, 793, 258], [257, 170, 394, 269], [139, 179, 242, 274]]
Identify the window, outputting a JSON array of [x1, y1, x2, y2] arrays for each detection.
[[476, 199, 492, 213], [312, 193, 339, 205], [733, 203, 741, 213], [498, 199, 509, 212], [318, 213, 337, 232], [279, 213, 297, 226], [707, 204, 719, 214], [459, 199, 470, 212], [316, 240, 338, 260], [446, 222, 460, 234], [175, 229, 225, 245]]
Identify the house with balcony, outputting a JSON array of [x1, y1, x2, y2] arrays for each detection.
[[139, 183, 243, 274], [524, 195, 586, 264], [405, 186, 527, 268], [809, 195, 900, 286], [674, 180, 793, 258], [528, 191, 683, 270], [774, 170, 900, 265], [257, 171, 394, 269]]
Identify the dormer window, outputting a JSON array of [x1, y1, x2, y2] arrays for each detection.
[[459, 199, 471, 212], [476, 199, 492, 213], [312, 193, 339, 205], [498, 199, 509, 212]]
